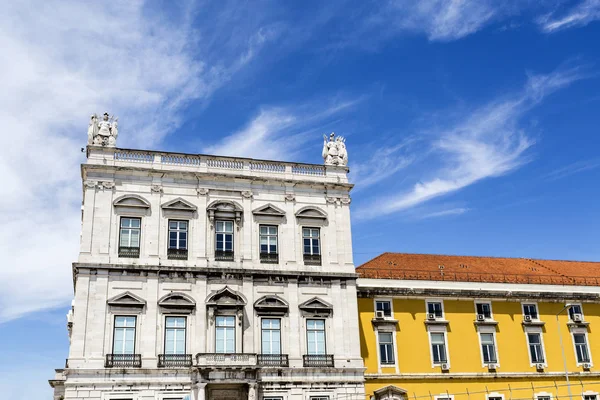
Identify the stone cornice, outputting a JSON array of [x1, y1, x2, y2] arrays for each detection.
[[357, 286, 600, 302], [72, 262, 359, 280]]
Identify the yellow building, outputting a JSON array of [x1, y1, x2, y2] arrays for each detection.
[[356, 253, 600, 400]]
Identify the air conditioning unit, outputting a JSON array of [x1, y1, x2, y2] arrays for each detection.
[[582, 363, 592, 370], [573, 313, 583, 322], [477, 314, 485, 322], [487, 363, 498, 371], [427, 313, 436, 321], [441, 363, 450, 371], [535, 363, 545, 370], [375, 310, 385, 319], [524, 315, 533, 323]]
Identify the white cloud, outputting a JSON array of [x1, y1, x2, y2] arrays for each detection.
[[355, 66, 585, 219], [0, 0, 273, 322], [538, 0, 600, 33], [204, 98, 360, 160], [543, 158, 600, 181], [418, 207, 470, 219]]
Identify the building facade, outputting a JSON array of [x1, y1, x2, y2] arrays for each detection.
[[50, 124, 364, 400], [357, 253, 600, 400]]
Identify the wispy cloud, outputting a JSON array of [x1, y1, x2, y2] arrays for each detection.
[[419, 207, 470, 219], [538, 0, 600, 33], [543, 158, 600, 181], [0, 0, 275, 322], [204, 98, 360, 160], [355, 65, 586, 220]]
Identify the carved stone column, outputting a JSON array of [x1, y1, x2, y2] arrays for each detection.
[[248, 382, 257, 400], [192, 382, 207, 400]]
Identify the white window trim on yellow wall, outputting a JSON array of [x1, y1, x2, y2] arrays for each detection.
[[570, 327, 593, 367], [525, 328, 547, 367], [522, 302, 540, 321], [433, 394, 454, 400], [569, 303, 584, 321], [374, 297, 393, 319], [425, 298, 445, 320], [375, 327, 399, 374], [428, 325, 450, 369], [535, 392, 553, 400], [486, 393, 504, 400], [582, 391, 599, 400], [477, 325, 499, 368], [473, 300, 493, 320]]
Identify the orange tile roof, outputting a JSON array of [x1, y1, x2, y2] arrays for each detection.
[[356, 252, 600, 286]]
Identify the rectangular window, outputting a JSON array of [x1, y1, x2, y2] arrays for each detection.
[[430, 332, 447, 363], [574, 333, 591, 363], [215, 316, 235, 353], [215, 220, 234, 257], [113, 316, 136, 354], [303, 228, 321, 255], [306, 319, 326, 355], [165, 317, 186, 355], [480, 333, 497, 363], [427, 302, 443, 318], [261, 318, 281, 355], [119, 217, 141, 257], [376, 301, 392, 317], [528, 333, 545, 363], [583, 395, 597, 400], [536, 396, 551, 400], [378, 332, 395, 365], [569, 304, 583, 320], [476, 303, 492, 319], [523, 304, 538, 319], [259, 225, 278, 263], [168, 220, 188, 249]]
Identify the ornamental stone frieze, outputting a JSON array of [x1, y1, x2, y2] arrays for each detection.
[[83, 180, 115, 190], [325, 195, 352, 206], [196, 187, 209, 196]]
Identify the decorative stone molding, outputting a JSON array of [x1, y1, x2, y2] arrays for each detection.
[[299, 296, 333, 317], [207, 200, 243, 228], [107, 291, 146, 313], [284, 193, 296, 202], [295, 206, 328, 225], [158, 292, 196, 314], [84, 180, 97, 189], [113, 194, 151, 210], [372, 385, 408, 400], [325, 196, 338, 204], [252, 203, 286, 224], [241, 190, 253, 199], [196, 187, 209, 196], [161, 198, 197, 218], [100, 181, 115, 190], [254, 295, 289, 316], [340, 196, 352, 205], [151, 185, 163, 193]]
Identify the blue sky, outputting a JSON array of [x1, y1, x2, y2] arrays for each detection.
[[1, 0, 600, 397]]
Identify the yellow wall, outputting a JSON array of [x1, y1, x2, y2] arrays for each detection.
[[359, 297, 600, 399]]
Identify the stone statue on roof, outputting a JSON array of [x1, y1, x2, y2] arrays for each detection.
[[322, 132, 348, 166], [88, 112, 118, 147]]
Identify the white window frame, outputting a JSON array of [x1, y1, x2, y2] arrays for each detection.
[[426, 299, 445, 319], [434, 395, 454, 400], [215, 315, 236, 353], [374, 298, 393, 318], [428, 328, 450, 368], [306, 318, 327, 355], [571, 329, 593, 366], [487, 393, 504, 400], [522, 302, 540, 320], [526, 330, 547, 367], [474, 300, 493, 320], [582, 391, 599, 400], [302, 227, 321, 256], [535, 392, 553, 400], [259, 225, 278, 255], [164, 316, 187, 355], [119, 217, 142, 248], [376, 330, 397, 367], [478, 330, 499, 367], [157, 393, 192, 400], [215, 220, 234, 252], [569, 303, 584, 321], [112, 315, 137, 355], [261, 317, 282, 355], [263, 397, 284, 400], [309, 396, 331, 400]]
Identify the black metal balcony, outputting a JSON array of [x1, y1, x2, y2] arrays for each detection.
[[119, 246, 140, 258], [215, 250, 234, 261], [158, 354, 192, 368], [303, 254, 322, 266], [105, 354, 142, 368], [258, 354, 289, 367], [303, 354, 334, 367], [167, 248, 188, 260], [260, 252, 279, 264]]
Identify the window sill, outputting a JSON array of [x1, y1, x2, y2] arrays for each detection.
[[474, 319, 498, 326], [522, 320, 545, 327], [372, 318, 399, 326], [425, 319, 449, 325], [568, 321, 590, 328]]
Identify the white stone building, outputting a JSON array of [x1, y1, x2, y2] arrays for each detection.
[[50, 125, 364, 400]]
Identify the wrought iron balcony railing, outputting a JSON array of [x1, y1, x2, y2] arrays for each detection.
[[303, 354, 334, 367], [260, 253, 279, 264], [303, 254, 322, 266], [215, 250, 234, 261], [257, 354, 289, 367], [105, 354, 142, 368], [119, 246, 140, 258], [158, 354, 192, 368], [167, 248, 188, 260]]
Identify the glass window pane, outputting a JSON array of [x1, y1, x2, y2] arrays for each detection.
[[260, 226, 268, 234]]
